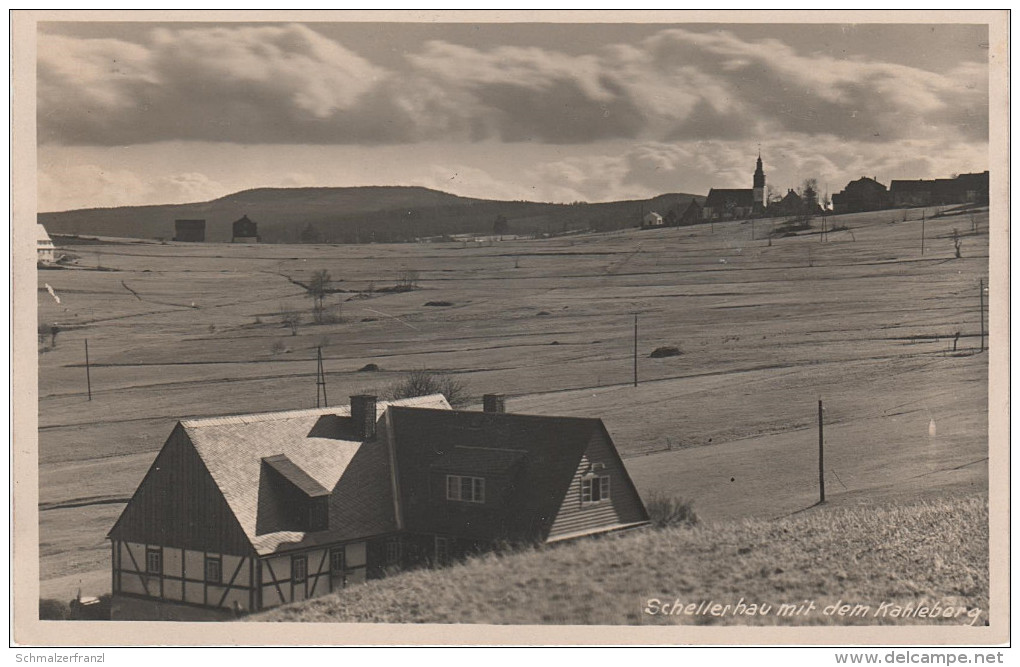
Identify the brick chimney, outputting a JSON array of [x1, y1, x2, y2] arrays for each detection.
[[350, 395, 377, 440], [482, 394, 506, 414]]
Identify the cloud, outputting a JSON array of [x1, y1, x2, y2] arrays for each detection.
[[38, 24, 989, 148], [38, 163, 226, 210]]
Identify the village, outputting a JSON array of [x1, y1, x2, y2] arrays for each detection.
[[35, 163, 990, 622]]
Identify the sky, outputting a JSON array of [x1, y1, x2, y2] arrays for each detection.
[[36, 20, 990, 212]]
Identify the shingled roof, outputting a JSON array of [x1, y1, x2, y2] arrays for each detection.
[[704, 188, 754, 208], [181, 394, 451, 555], [387, 407, 608, 543]]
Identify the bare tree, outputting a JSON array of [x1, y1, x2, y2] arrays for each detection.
[[952, 228, 963, 258], [385, 369, 469, 407], [307, 270, 331, 323], [280, 305, 301, 336]]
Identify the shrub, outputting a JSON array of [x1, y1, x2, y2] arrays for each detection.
[[270, 340, 286, 355], [39, 598, 71, 620], [424, 301, 453, 307], [359, 363, 380, 372], [386, 369, 469, 407], [645, 494, 699, 529]]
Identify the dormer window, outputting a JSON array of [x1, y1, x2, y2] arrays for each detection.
[[446, 474, 485, 503], [582, 473, 610, 504]]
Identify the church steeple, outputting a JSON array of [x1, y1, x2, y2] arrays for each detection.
[[752, 152, 766, 212]]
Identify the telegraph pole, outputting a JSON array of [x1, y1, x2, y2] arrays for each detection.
[[921, 211, 926, 255], [818, 399, 825, 503], [84, 339, 92, 401], [316, 346, 328, 408], [979, 279, 985, 352], [633, 314, 638, 387]]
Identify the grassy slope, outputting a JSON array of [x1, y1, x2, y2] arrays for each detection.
[[254, 496, 988, 626]]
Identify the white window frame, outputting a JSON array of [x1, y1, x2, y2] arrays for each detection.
[[581, 474, 611, 504], [445, 474, 485, 503], [434, 536, 450, 564], [292, 555, 307, 583], [204, 556, 222, 584], [330, 548, 345, 576], [145, 547, 162, 574]]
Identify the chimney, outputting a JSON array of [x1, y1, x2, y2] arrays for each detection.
[[482, 394, 506, 414], [350, 395, 377, 439]]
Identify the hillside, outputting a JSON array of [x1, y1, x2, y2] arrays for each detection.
[[252, 494, 988, 626], [37, 186, 702, 243]]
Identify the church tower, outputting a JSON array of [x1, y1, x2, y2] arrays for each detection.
[[752, 152, 766, 213]]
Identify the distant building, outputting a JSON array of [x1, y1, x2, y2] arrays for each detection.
[[890, 171, 989, 207], [37, 224, 56, 264], [678, 199, 702, 226], [642, 211, 664, 227], [831, 177, 891, 214], [108, 394, 649, 620], [703, 154, 767, 221], [769, 189, 804, 217], [174, 219, 206, 242], [231, 215, 259, 243]]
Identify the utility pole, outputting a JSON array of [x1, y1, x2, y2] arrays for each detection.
[[85, 339, 92, 401], [315, 346, 328, 408], [633, 314, 638, 387], [818, 399, 825, 503], [980, 278, 985, 352], [921, 211, 926, 255]]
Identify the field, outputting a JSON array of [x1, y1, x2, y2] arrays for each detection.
[[254, 496, 988, 625], [35, 206, 990, 602]]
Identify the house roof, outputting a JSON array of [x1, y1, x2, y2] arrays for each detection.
[[704, 188, 754, 208], [387, 407, 602, 542], [181, 394, 451, 555], [37, 224, 53, 244]]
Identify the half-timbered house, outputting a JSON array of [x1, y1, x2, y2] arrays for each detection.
[[109, 393, 649, 620]]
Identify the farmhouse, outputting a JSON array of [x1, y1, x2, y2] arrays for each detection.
[[642, 211, 664, 227], [174, 219, 206, 242], [831, 177, 891, 214], [37, 224, 56, 263], [108, 394, 649, 620], [231, 215, 259, 243], [678, 199, 702, 226]]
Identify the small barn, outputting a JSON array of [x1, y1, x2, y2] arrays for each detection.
[[642, 211, 664, 228], [231, 215, 259, 243], [702, 188, 755, 221], [108, 394, 649, 620], [174, 219, 206, 242], [37, 224, 56, 263], [678, 199, 702, 226]]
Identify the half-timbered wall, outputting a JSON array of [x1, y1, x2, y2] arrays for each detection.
[[112, 540, 255, 613], [547, 429, 648, 539], [257, 541, 368, 610]]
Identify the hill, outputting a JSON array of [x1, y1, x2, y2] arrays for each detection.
[[37, 186, 702, 243], [252, 494, 988, 625]]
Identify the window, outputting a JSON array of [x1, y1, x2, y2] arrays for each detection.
[[445, 475, 485, 503], [330, 548, 345, 576], [145, 547, 162, 575], [434, 536, 450, 564], [581, 474, 611, 504], [205, 557, 222, 584], [385, 538, 401, 566], [292, 555, 307, 583]]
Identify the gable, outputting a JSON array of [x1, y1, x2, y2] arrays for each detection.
[[389, 408, 596, 543], [547, 424, 649, 541], [109, 424, 254, 556]]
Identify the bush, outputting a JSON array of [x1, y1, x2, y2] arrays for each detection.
[[40, 598, 71, 620], [646, 494, 699, 529], [359, 363, 380, 372], [270, 340, 286, 355], [386, 369, 469, 407]]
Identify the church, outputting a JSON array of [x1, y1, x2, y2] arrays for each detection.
[[701, 154, 767, 221]]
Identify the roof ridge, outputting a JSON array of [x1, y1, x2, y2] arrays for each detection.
[[181, 394, 448, 428]]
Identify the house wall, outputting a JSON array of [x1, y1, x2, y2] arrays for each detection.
[[547, 430, 648, 540], [111, 540, 256, 618], [256, 541, 369, 610]]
